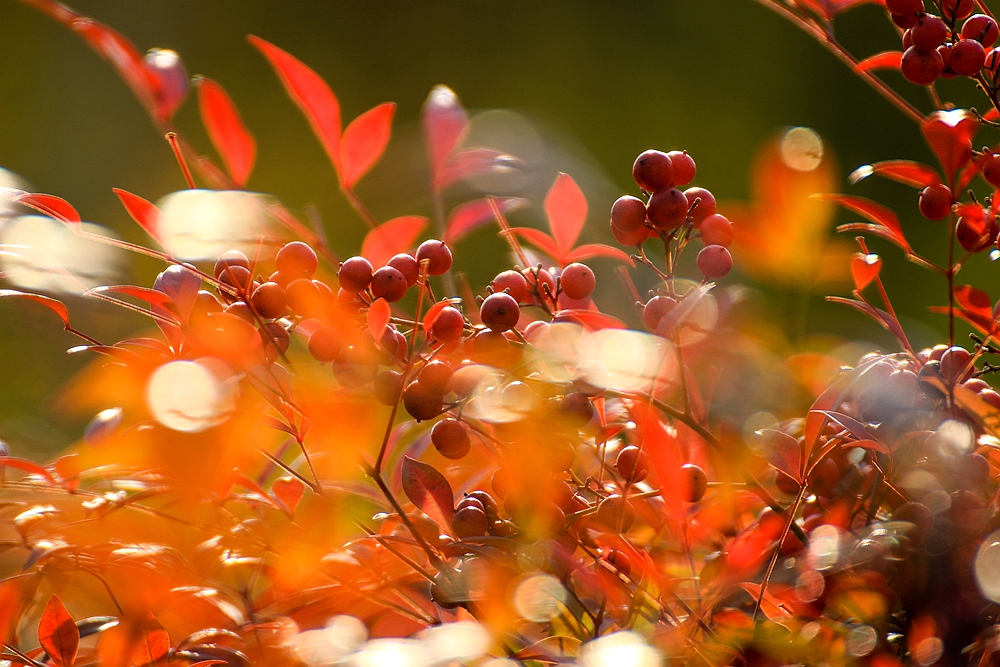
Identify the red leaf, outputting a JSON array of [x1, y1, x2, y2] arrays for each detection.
[[0, 290, 71, 329], [422, 298, 462, 332], [272, 476, 305, 514], [566, 243, 635, 266], [248, 36, 342, 175], [756, 429, 802, 482], [0, 576, 38, 646], [0, 456, 59, 485], [401, 456, 455, 531], [955, 284, 993, 320], [436, 149, 517, 190], [340, 102, 395, 189], [39, 595, 79, 667], [802, 358, 880, 464], [818, 194, 911, 252], [361, 216, 428, 269], [423, 85, 469, 185], [196, 77, 257, 188], [922, 109, 978, 174], [509, 228, 561, 263], [367, 297, 391, 340], [131, 621, 170, 666], [113, 188, 162, 244], [853, 51, 902, 73], [629, 403, 683, 513], [552, 309, 625, 331], [444, 197, 526, 244], [12, 192, 81, 231], [85, 286, 180, 318], [849, 160, 941, 188], [850, 252, 882, 291], [826, 296, 910, 350], [544, 173, 588, 260], [71, 19, 162, 120]]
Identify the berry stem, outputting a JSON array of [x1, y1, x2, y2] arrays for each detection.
[[752, 484, 807, 622], [165, 132, 197, 189]]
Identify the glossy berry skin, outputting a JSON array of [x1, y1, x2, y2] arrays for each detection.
[[249, 282, 286, 319], [683, 187, 717, 225], [911, 15, 949, 51], [596, 495, 635, 531], [918, 184, 952, 220], [559, 392, 595, 425], [276, 241, 318, 278], [286, 279, 325, 317], [601, 548, 632, 577], [610, 195, 648, 233], [370, 266, 408, 302], [373, 370, 404, 406], [431, 306, 465, 343], [214, 250, 251, 279], [402, 381, 444, 421], [950, 38, 987, 75], [680, 464, 708, 502], [957, 216, 997, 252], [941, 0, 974, 21], [387, 253, 419, 287], [431, 418, 471, 459], [339, 256, 374, 293], [416, 240, 453, 276], [217, 264, 252, 293], [666, 150, 696, 186], [892, 11, 920, 29], [940, 345, 972, 382], [307, 326, 340, 362], [885, 0, 923, 14], [452, 505, 489, 538], [616, 445, 650, 483], [610, 221, 652, 245], [418, 360, 453, 395], [983, 153, 1000, 186], [480, 293, 520, 332], [646, 187, 688, 230], [466, 491, 500, 521], [696, 245, 733, 279], [490, 270, 528, 303], [643, 295, 677, 330], [901, 46, 944, 85], [700, 214, 734, 247], [963, 14, 999, 47], [632, 150, 674, 192], [560, 263, 596, 300]]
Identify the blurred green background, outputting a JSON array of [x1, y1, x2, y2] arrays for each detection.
[[0, 0, 994, 457]]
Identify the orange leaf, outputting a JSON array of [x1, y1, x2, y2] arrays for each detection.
[[565, 243, 634, 266], [552, 309, 625, 331], [272, 476, 305, 513], [367, 297, 391, 340], [0, 290, 71, 330], [112, 188, 162, 244], [11, 192, 81, 231], [340, 102, 395, 189], [954, 284, 993, 320], [853, 50, 902, 73], [131, 622, 170, 666], [544, 173, 587, 261], [0, 576, 39, 646], [39, 595, 79, 667], [510, 228, 561, 263], [850, 252, 882, 291], [196, 77, 256, 188], [248, 36, 342, 175], [360, 215, 428, 269]]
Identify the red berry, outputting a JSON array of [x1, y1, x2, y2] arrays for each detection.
[[559, 392, 594, 425], [470, 329, 510, 365], [700, 213, 734, 247], [643, 295, 677, 330], [431, 418, 471, 459], [983, 153, 1000, 186], [938, 44, 957, 78], [466, 491, 499, 521], [596, 495, 635, 531], [308, 327, 341, 362], [616, 445, 650, 483], [339, 256, 374, 293], [918, 184, 952, 220], [680, 463, 707, 502], [901, 46, 944, 85], [285, 278, 323, 317], [632, 150, 674, 192], [480, 292, 520, 332], [886, 0, 923, 14], [601, 548, 632, 577], [646, 187, 688, 230], [775, 470, 800, 496], [911, 14, 949, 51], [941, 0, 974, 21], [982, 389, 1000, 409], [963, 14, 999, 46], [218, 264, 252, 293], [250, 282, 286, 319], [374, 370, 404, 406], [610, 195, 647, 233], [666, 150, 697, 186], [387, 253, 419, 287], [491, 270, 528, 302], [696, 244, 733, 279], [370, 266, 408, 302], [452, 505, 488, 538], [957, 215, 997, 252], [224, 300, 254, 323], [988, 47, 1000, 76], [940, 345, 972, 382], [892, 11, 920, 29], [402, 381, 444, 421], [950, 38, 986, 75], [611, 221, 652, 245], [276, 241, 318, 278], [683, 187, 717, 225], [808, 458, 840, 496], [416, 240, 453, 276], [560, 263, 596, 300], [419, 360, 453, 395], [431, 306, 465, 343], [902, 28, 914, 50], [214, 250, 250, 279]]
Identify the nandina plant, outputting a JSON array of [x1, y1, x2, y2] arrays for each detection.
[[5, 0, 1000, 666]]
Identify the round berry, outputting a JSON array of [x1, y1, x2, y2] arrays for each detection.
[[643, 295, 677, 330], [963, 14, 999, 46], [941, 0, 974, 21], [431, 306, 465, 343], [470, 329, 511, 365], [402, 381, 444, 421], [480, 293, 520, 332], [632, 150, 674, 192], [892, 11, 920, 29], [416, 240, 453, 276], [559, 392, 594, 425], [680, 463, 707, 502], [276, 241, 318, 278], [666, 150, 697, 186], [919, 184, 952, 220], [610, 195, 647, 233], [371, 266, 408, 302], [646, 187, 688, 230], [452, 505, 489, 538], [596, 495, 635, 531], [938, 44, 956, 78], [189, 290, 223, 323], [419, 360, 453, 395], [940, 345, 972, 382], [308, 326, 341, 362], [683, 187, 717, 225], [259, 322, 290, 363], [249, 282, 286, 319], [611, 221, 652, 246], [285, 278, 323, 317], [374, 370, 404, 406], [950, 38, 987, 75], [901, 46, 944, 85], [700, 213, 734, 247], [224, 300, 254, 323], [214, 250, 250, 279], [911, 14, 949, 51], [983, 153, 1000, 186], [431, 418, 471, 459], [217, 265, 252, 297], [491, 270, 528, 302], [902, 28, 914, 50], [957, 216, 995, 252], [386, 253, 419, 287], [982, 388, 1000, 409], [987, 47, 1000, 76], [616, 445, 650, 483], [560, 263, 596, 300], [467, 491, 499, 522], [696, 244, 733, 279], [601, 548, 632, 577], [339, 256, 373, 293], [886, 0, 923, 14]]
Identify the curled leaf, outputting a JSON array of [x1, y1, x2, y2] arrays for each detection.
[[848, 160, 940, 188]]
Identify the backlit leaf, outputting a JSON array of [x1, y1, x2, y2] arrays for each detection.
[[0, 457, 58, 485], [955, 284, 993, 320], [922, 109, 978, 174], [853, 51, 902, 73], [39, 595, 79, 667], [423, 85, 469, 184], [131, 621, 170, 666], [113, 188, 162, 244], [340, 102, 395, 189], [436, 148, 518, 190], [756, 429, 802, 482], [850, 252, 881, 292], [444, 197, 525, 244], [565, 243, 634, 266], [367, 297, 390, 340], [510, 228, 560, 263], [0, 290, 71, 328], [400, 456, 455, 531], [818, 194, 911, 253], [552, 309, 625, 331], [826, 296, 911, 351], [544, 173, 587, 261], [196, 77, 256, 188], [0, 576, 38, 646], [849, 160, 940, 188], [71, 19, 162, 120], [360, 216, 428, 269], [11, 192, 81, 232]]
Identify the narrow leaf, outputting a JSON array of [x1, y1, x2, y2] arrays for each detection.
[[544, 173, 587, 259], [802, 356, 882, 463], [39, 595, 78, 667], [196, 77, 256, 188], [248, 36, 342, 175], [436, 149, 519, 190], [954, 284, 993, 320], [818, 194, 911, 252], [552, 309, 625, 331], [509, 228, 561, 263], [340, 102, 395, 189], [112, 188, 162, 244], [853, 51, 902, 73], [360, 215, 428, 269], [850, 252, 881, 292], [0, 290, 70, 328], [71, 19, 162, 120], [848, 160, 940, 188], [400, 456, 455, 531], [826, 296, 910, 351], [11, 193, 81, 232], [566, 243, 635, 266], [367, 297, 391, 340], [444, 197, 525, 244], [423, 85, 469, 182], [0, 457, 59, 485]]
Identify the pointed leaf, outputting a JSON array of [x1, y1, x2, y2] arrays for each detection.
[[39, 595, 79, 667], [272, 476, 305, 514], [0, 457, 59, 485], [755, 429, 803, 482], [248, 36, 342, 176], [850, 252, 882, 291], [423, 85, 469, 184], [400, 456, 455, 531], [818, 194, 911, 252], [509, 228, 561, 263], [11, 192, 81, 232], [131, 621, 170, 665], [802, 357, 881, 463], [853, 51, 902, 73], [849, 160, 940, 188], [85, 286, 181, 318], [826, 296, 910, 351], [444, 197, 526, 244], [544, 173, 587, 259], [71, 19, 162, 120], [340, 102, 395, 189], [566, 243, 635, 266], [955, 284, 993, 320], [552, 309, 625, 331], [0, 290, 71, 330], [360, 216, 428, 269], [196, 77, 256, 188], [112, 188, 161, 244], [922, 109, 978, 174], [629, 403, 683, 513], [367, 297, 390, 340]]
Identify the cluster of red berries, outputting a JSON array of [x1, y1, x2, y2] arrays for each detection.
[[610, 149, 734, 280], [889, 0, 999, 85]]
